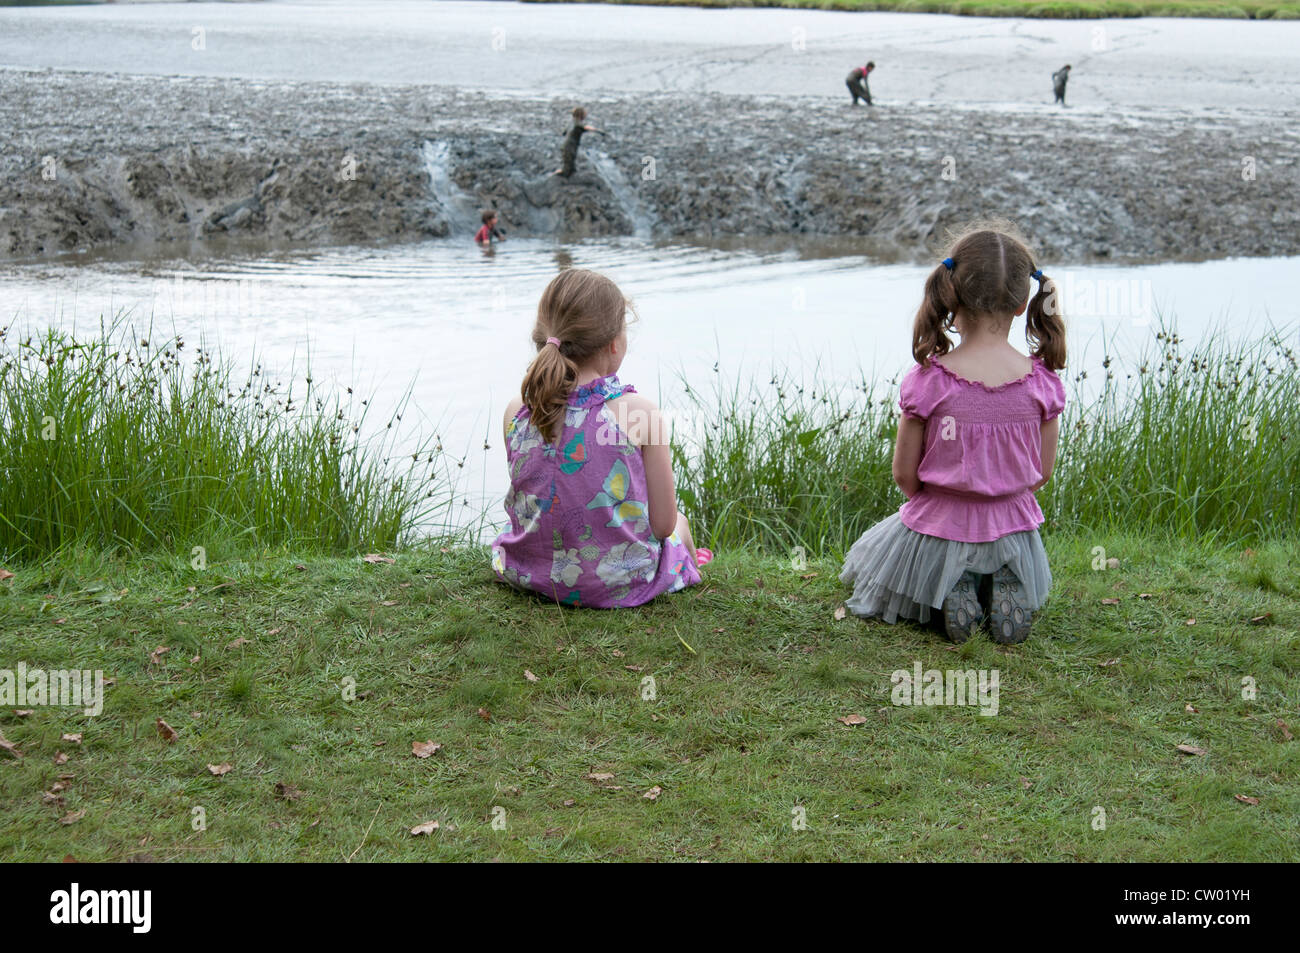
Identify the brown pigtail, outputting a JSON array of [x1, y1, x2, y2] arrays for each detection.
[[912, 264, 960, 365], [521, 342, 577, 445], [1026, 273, 1067, 371]]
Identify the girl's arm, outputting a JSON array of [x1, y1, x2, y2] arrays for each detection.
[[892, 416, 925, 499], [1032, 417, 1060, 491], [622, 395, 679, 540]]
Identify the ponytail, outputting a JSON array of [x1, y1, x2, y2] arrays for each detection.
[[1026, 272, 1066, 371], [912, 264, 960, 365], [521, 342, 577, 444]]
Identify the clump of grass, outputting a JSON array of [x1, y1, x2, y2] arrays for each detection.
[[673, 328, 1299, 554], [0, 316, 447, 563]]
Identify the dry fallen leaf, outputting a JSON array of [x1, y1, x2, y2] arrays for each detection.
[[149, 646, 170, 665], [266, 627, 283, 636], [1248, 614, 1273, 625], [834, 605, 847, 621], [410, 820, 439, 836], [14, 710, 33, 718], [584, 772, 616, 783], [1100, 598, 1121, 606], [800, 572, 819, 580], [1233, 794, 1260, 806], [1185, 618, 1197, 626], [226, 637, 250, 649], [837, 713, 868, 726], [1176, 744, 1207, 757], [1020, 777, 1033, 790], [53, 751, 68, 765], [411, 740, 442, 759], [59, 809, 86, 825], [1099, 658, 1120, 667], [362, 553, 395, 564], [61, 733, 82, 744], [1138, 593, 1152, 600], [1185, 703, 1199, 713], [273, 782, 302, 801], [1277, 719, 1294, 742], [643, 786, 663, 801], [295, 564, 307, 571], [562, 799, 576, 807], [379, 600, 398, 607], [156, 719, 178, 743], [0, 732, 22, 759], [0, 568, 13, 582], [477, 708, 492, 722], [624, 664, 644, 673], [524, 670, 539, 683], [611, 649, 625, 658], [207, 763, 233, 776]]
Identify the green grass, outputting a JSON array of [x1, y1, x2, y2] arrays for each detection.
[[524, 0, 1300, 20], [0, 535, 1296, 861], [0, 319, 447, 564], [674, 328, 1300, 554]]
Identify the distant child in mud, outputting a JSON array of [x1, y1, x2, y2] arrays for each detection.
[[475, 209, 506, 245], [556, 106, 602, 178], [840, 226, 1066, 645], [846, 61, 875, 106], [491, 268, 710, 608], [1053, 65, 1071, 106]]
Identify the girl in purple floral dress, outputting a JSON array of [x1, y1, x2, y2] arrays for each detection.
[[492, 268, 703, 608]]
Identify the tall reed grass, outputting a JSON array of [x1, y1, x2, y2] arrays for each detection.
[[0, 318, 445, 563], [672, 328, 1299, 554]]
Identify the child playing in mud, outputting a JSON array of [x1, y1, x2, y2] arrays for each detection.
[[846, 61, 875, 106], [840, 226, 1066, 644], [1053, 65, 1071, 106], [555, 106, 602, 178], [475, 209, 505, 245], [492, 268, 709, 608]]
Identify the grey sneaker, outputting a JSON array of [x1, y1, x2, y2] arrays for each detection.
[[940, 570, 984, 643], [988, 565, 1034, 644]]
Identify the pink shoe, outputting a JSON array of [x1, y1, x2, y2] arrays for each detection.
[[695, 547, 713, 567]]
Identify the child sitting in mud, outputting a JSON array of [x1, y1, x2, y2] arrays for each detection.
[[555, 106, 602, 178], [840, 226, 1066, 644], [475, 209, 505, 245], [492, 268, 708, 608]]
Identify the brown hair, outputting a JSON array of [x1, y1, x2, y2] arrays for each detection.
[[521, 269, 628, 443], [911, 223, 1066, 370], [481, 209, 497, 224], [571, 106, 587, 122]]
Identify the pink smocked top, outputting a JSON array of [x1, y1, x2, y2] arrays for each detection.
[[898, 356, 1066, 543]]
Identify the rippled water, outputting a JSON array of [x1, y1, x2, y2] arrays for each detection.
[[3, 237, 1297, 532]]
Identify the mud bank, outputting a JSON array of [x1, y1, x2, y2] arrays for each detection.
[[4, 69, 1298, 262]]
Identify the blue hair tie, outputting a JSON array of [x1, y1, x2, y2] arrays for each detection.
[[1031, 268, 1045, 281], [941, 257, 955, 271]]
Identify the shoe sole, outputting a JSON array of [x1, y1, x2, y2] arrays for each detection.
[[989, 565, 1033, 644], [940, 570, 984, 643]]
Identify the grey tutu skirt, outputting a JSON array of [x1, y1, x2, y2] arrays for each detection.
[[839, 513, 1052, 624]]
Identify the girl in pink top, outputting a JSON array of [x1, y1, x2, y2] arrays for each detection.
[[840, 227, 1067, 643]]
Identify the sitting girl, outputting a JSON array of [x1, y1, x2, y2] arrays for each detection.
[[840, 227, 1066, 643], [492, 268, 703, 608]]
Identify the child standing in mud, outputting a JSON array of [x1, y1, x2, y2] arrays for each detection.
[[556, 106, 601, 178], [1053, 65, 1071, 106], [846, 61, 875, 106], [492, 268, 709, 608], [840, 226, 1066, 644]]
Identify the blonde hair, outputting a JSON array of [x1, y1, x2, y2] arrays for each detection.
[[912, 221, 1066, 371], [521, 269, 628, 443]]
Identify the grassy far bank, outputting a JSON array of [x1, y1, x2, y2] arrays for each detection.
[[1, 535, 1297, 861], [524, 0, 1300, 21]]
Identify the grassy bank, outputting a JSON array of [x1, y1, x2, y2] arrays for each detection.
[[674, 329, 1300, 554], [1, 535, 1296, 861], [524, 0, 1300, 21]]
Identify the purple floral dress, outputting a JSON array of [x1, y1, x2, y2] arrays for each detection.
[[491, 374, 701, 608]]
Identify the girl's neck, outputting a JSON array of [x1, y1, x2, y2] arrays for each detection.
[[573, 365, 614, 387], [952, 313, 1015, 351]]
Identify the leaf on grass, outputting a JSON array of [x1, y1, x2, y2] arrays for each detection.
[[226, 637, 250, 649], [1176, 744, 1207, 757], [273, 782, 302, 801], [266, 627, 283, 636], [611, 649, 625, 658], [379, 600, 398, 607], [61, 733, 82, 744], [156, 719, 178, 743], [524, 670, 539, 683], [1100, 598, 1121, 606], [0, 732, 22, 759], [584, 772, 615, 783], [14, 710, 33, 718], [624, 664, 644, 673], [1278, 720, 1294, 742], [207, 763, 233, 776], [1233, 794, 1260, 806], [362, 553, 395, 564], [149, 646, 170, 665], [410, 820, 439, 836], [1185, 618, 1196, 626], [1185, 703, 1199, 713], [0, 568, 14, 582], [834, 605, 847, 621], [1098, 658, 1120, 668], [1138, 593, 1152, 600], [411, 740, 442, 758], [800, 572, 819, 580], [59, 809, 86, 825], [1105, 557, 1120, 570], [295, 564, 307, 571], [643, 785, 663, 801], [477, 708, 492, 722], [1020, 777, 1033, 790], [1248, 614, 1272, 625], [53, 751, 68, 765], [837, 713, 868, 726], [562, 799, 576, 807]]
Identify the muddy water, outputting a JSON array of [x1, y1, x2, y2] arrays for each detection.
[[4, 238, 1297, 534]]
